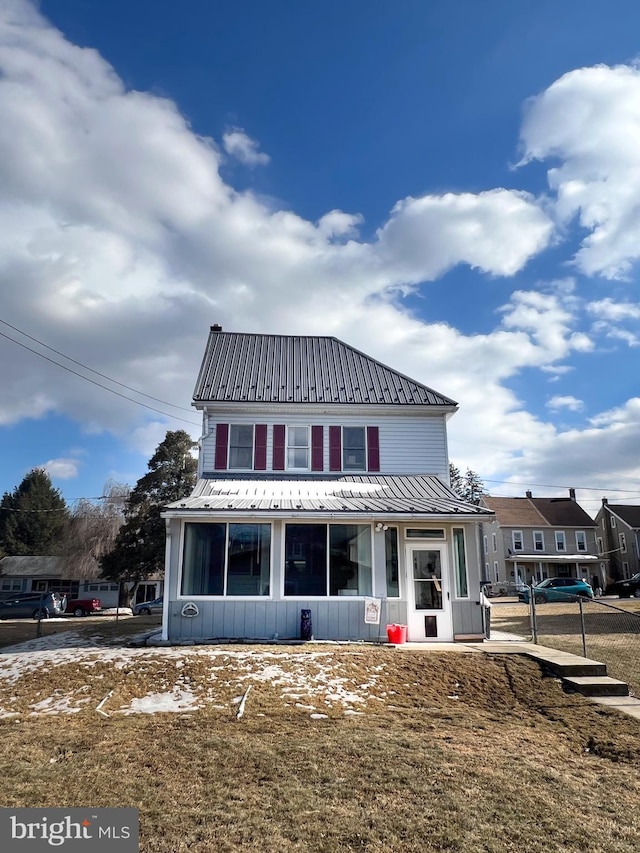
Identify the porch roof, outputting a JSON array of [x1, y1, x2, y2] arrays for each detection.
[[506, 554, 599, 562], [164, 474, 494, 518]]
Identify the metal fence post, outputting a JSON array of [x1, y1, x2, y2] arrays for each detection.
[[530, 583, 537, 644], [578, 596, 587, 658]]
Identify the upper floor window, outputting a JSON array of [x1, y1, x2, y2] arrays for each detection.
[[492, 533, 497, 552], [229, 425, 254, 469], [555, 531, 566, 552], [287, 426, 310, 470], [342, 427, 366, 471], [533, 531, 545, 551], [512, 531, 524, 552], [619, 532, 627, 553], [483, 535, 488, 555], [597, 537, 603, 554], [611, 516, 616, 528], [575, 531, 587, 552]]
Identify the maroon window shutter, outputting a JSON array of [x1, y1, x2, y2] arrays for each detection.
[[254, 424, 267, 470], [367, 426, 380, 472], [311, 425, 324, 471], [329, 426, 342, 472], [214, 423, 229, 470], [273, 424, 286, 470]]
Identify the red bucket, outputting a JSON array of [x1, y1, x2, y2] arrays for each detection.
[[386, 623, 407, 644]]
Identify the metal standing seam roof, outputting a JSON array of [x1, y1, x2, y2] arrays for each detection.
[[192, 330, 457, 407], [164, 475, 493, 516]]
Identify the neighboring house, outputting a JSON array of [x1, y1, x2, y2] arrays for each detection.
[[480, 490, 601, 591], [161, 327, 493, 644], [594, 500, 640, 582], [0, 556, 122, 608]]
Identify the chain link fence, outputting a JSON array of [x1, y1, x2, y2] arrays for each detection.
[[488, 591, 640, 696]]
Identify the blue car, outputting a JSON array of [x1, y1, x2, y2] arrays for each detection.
[[518, 578, 594, 604]]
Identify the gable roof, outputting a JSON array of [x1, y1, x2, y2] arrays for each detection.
[[0, 556, 63, 578], [607, 504, 640, 528], [193, 329, 457, 407], [482, 497, 548, 527], [165, 474, 492, 517], [530, 497, 595, 528], [482, 495, 595, 528]]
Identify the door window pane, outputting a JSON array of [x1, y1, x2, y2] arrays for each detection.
[[342, 427, 366, 471], [329, 524, 372, 596], [229, 425, 254, 469], [412, 550, 443, 610]]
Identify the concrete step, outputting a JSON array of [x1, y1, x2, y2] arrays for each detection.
[[563, 676, 629, 697]]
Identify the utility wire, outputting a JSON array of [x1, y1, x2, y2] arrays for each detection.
[[0, 318, 194, 413], [0, 329, 200, 427]]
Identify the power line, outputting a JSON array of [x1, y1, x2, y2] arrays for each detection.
[[0, 318, 194, 413], [482, 478, 640, 495], [0, 328, 200, 427]]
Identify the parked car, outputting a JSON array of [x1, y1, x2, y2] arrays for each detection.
[[132, 596, 163, 616], [0, 592, 66, 620], [64, 597, 102, 617], [605, 573, 640, 598], [518, 578, 594, 603]]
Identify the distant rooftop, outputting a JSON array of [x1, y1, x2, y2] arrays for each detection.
[[193, 328, 457, 407], [483, 491, 596, 527]]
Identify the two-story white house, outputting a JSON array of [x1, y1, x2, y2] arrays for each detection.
[[161, 327, 493, 644]]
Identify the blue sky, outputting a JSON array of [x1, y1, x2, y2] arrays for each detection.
[[2, 0, 640, 514]]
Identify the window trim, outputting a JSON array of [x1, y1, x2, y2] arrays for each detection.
[[341, 425, 367, 472], [555, 530, 566, 552], [178, 521, 273, 598], [575, 531, 587, 552], [285, 425, 310, 472], [533, 530, 545, 552], [512, 530, 524, 552], [406, 528, 445, 540], [228, 424, 255, 471], [282, 522, 374, 598], [492, 533, 497, 553], [611, 516, 616, 529], [619, 532, 627, 553], [452, 527, 469, 599]]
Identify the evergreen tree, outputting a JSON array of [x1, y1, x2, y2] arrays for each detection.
[[100, 431, 197, 586], [449, 462, 486, 505], [0, 469, 69, 555]]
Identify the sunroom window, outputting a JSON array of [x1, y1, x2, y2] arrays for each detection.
[[284, 524, 372, 596], [181, 523, 271, 596]]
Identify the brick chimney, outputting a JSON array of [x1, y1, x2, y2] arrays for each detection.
[[211, 324, 223, 332], [569, 487, 576, 501]]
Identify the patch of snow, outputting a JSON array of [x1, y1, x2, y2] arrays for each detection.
[[310, 713, 329, 720], [120, 689, 201, 715]]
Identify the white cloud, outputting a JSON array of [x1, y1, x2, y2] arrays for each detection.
[[376, 189, 553, 282], [546, 395, 584, 412], [40, 458, 79, 480], [222, 128, 270, 166], [520, 64, 640, 279], [587, 298, 640, 321]]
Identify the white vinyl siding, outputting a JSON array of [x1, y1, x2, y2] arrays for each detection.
[[201, 412, 449, 478]]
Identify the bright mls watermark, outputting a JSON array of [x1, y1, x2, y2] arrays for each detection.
[[0, 808, 138, 851]]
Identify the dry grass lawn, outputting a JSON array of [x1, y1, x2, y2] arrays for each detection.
[[0, 635, 639, 853]]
